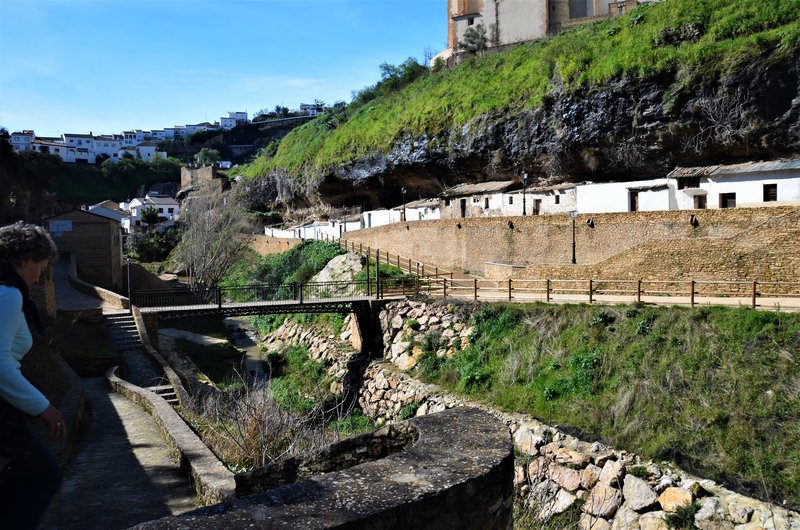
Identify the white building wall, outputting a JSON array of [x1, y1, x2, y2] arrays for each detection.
[[700, 173, 800, 208], [577, 179, 672, 213], [362, 209, 393, 229]]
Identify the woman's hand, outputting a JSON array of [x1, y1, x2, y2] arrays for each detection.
[[38, 404, 66, 441]]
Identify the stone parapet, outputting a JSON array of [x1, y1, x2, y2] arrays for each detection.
[[106, 367, 236, 505], [131, 407, 514, 530]]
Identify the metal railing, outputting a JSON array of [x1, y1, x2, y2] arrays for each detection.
[[132, 276, 800, 313]]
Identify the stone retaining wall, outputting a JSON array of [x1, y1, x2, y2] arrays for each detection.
[[339, 206, 800, 282]]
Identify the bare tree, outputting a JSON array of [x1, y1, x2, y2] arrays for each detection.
[[681, 87, 752, 154], [172, 184, 253, 289]]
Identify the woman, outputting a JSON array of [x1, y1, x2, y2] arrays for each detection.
[[0, 222, 64, 529]]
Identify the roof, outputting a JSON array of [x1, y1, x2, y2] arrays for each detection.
[[145, 196, 179, 205], [506, 182, 580, 195], [668, 158, 800, 179], [394, 198, 440, 210], [12, 131, 34, 136], [90, 200, 125, 212], [63, 133, 93, 138], [440, 180, 518, 198], [45, 209, 119, 223]]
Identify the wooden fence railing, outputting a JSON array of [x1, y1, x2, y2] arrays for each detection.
[[418, 278, 800, 309]]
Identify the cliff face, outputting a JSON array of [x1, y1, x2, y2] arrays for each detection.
[[315, 51, 800, 208]]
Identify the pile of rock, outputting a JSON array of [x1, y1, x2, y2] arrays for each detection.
[[515, 423, 797, 529], [379, 300, 475, 370]]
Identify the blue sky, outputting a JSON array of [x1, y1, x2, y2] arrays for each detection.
[[0, 0, 445, 137]]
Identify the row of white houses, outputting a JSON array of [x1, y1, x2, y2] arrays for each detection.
[[268, 159, 800, 239], [7, 111, 251, 164]]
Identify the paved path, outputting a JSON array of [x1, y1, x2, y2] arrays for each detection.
[[41, 379, 198, 529], [46, 263, 199, 528]]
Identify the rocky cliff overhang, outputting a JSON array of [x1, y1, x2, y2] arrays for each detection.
[[313, 52, 800, 208]]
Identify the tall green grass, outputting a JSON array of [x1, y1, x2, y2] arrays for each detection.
[[237, 0, 800, 182], [415, 303, 800, 508]]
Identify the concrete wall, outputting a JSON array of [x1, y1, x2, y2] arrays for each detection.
[[341, 206, 797, 277]]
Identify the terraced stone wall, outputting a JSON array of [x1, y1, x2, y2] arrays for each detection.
[[339, 206, 800, 282]]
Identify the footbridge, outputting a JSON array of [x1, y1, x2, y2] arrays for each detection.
[[131, 278, 425, 319]]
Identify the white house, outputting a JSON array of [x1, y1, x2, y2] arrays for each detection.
[[122, 194, 179, 231], [395, 198, 441, 222], [577, 178, 675, 214], [31, 139, 95, 164], [576, 159, 800, 213], [362, 209, 394, 229], [439, 180, 519, 219], [220, 117, 237, 130], [502, 183, 578, 216], [10, 131, 35, 152], [300, 103, 324, 116], [228, 111, 248, 123], [93, 135, 122, 159], [668, 159, 800, 209]]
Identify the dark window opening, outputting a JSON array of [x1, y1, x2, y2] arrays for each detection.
[[484, 198, 489, 209], [508, 196, 513, 205], [678, 177, 701, 190], [629, 191, 639, 212], [763, 184, 777, 202], [533, 199, 541, 215], [720, 193, 736, 209], [554, 195, 560, 205], [467, 17, 475, 26], [694, 195, 707, 209]]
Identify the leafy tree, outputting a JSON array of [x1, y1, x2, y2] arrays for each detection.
[[140, 205, 161, 227], [459, 24, 489, 54], [195, 147, 221, 166]]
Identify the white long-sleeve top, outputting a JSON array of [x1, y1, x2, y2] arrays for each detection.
[[0, 285, 49, 416]]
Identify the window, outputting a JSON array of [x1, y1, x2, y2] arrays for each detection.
[[763, 183, 777, 202], [694, 195, 707, 209], [158, 208, 164, 213], [467, 17, 475, 26], [445, 199, 451, 207], [484, 198, 490, 209], [719, 193, 736, 209], [508, 196, 513, 205], [533, 199, 541, 215], [678, 177, 701, 189], [554, 195, 560, 205], [168, 208, 174, 214], [629, 191, 639, 212], [473, 196, 481, 203]]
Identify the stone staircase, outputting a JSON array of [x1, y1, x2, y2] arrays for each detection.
[[104, 313, 179, 406]]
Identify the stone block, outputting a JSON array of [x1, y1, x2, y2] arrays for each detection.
[[622, 475, 658, 512], [599, 459, 625, 487], [555, 448, 591, 467], [658, 487, 693, 513], [583, 483, 622, 518], [638, 511, 669, 530], [582, 464, 602, 490], [579, 513, 612, 530], [548, 464, 582, 491], [611, 506, 640, 530], [728, 502, 754, 524]]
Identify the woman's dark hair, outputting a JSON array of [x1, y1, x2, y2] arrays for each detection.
[[0, 222, 59, 267]]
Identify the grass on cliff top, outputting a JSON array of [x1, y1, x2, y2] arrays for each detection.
[[414, 302, 800, 509], [236, 0, 800, 183]]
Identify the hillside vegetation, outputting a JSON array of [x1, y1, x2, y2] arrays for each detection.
[[414, 302, 800, 509], [239, 0, 800, 191]]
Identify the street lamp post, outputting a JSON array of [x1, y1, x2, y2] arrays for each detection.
[[521, 172, 528, 216], [569, 210, 578, 264], [8, 192, 17, 222], [401, 187, 407, 222]]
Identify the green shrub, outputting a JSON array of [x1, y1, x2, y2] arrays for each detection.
[[398, 402, 421, 420]]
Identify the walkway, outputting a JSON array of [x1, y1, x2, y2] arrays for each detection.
[[44, 261, 198, 528], [41, 379, 197, 530]]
